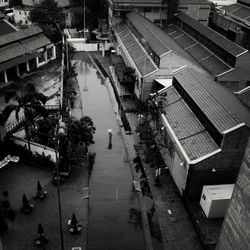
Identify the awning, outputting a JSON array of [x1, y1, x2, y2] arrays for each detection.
[[155, 78, 173, 88]]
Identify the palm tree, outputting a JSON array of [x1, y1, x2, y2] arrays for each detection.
[[4, 82, 48, 150], [67, 116, 96, 155]]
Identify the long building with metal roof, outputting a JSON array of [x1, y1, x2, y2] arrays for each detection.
[[163, 11, 250, 92], [154, 67, 249, 199]]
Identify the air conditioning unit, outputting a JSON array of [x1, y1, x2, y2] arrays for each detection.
[[200, 184, 235, 219]]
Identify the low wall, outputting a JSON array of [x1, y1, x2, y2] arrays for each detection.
[[68, 39, 113, 52], [11, 136, 56, 162]]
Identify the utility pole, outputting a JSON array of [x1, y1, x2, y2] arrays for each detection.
[[55, 121, 65, 250], [83, 0, 86, 40]]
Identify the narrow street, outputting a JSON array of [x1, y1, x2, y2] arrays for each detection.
[[73, 52, 145, 250]]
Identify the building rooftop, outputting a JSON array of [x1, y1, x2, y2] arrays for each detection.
[[174, 68, 242, 133], [0, 25, 43, 47], [237, 88, 250, 108], [114, 23, 158, 76], [177, 11, 247, 57], [221, 2, 250, 23], [0, 33, 50, 65], [125, 11, 206, 72], [126, 11, 171, 57], [162, 85, 220, 160], [0, 26, 51, 71]]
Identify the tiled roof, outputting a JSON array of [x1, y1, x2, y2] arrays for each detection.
[[222, 3, 250, 22], [163, 86, 219, 160], [174, 68, 241, 133], [0, 34, 51, 65], [114, 23, 158, 76], [0, 25, 43, 47], [126, 11, 171, 57], [176, 12, 247, 57]]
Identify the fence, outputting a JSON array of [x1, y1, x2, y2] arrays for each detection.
[[5, 104, 60, 134], [5, 115, 25, 134], [11, 135, 56, 162]]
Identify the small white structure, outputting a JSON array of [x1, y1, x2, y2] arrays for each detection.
[[200, 184, 235, 219]]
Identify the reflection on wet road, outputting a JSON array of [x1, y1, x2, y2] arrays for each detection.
[[74, 54, 145, 250]]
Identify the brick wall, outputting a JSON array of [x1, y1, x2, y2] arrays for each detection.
[[216, 138, 250, 250]]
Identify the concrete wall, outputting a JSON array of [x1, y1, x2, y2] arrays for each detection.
[[68, 40, 113, 52], [216, 138, 250, 250], [171, 150, 188, 195]]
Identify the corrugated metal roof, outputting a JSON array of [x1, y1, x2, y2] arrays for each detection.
[[180, 132, 219, 160], [135, 56, 157, 76], [161, 86, 219, 160], [199, 55, 231, 76], [0, 25, 43, 47], [114, 24, 158, 76], [174, 68, 241, 132], [222, 3, 250, 23], [163, 86, 181, 104], [238, 88, 250, 108], [126, 11, 171, 56], [164, 98, 205, 140], [177, 12, 247, 57]]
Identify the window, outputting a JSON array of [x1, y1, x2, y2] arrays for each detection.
[[202, 194, 206, 200]]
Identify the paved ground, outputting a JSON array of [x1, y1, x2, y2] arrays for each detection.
[[0, 59, 89, 250], [93, 51, 205, 250], [74, 52, 146, 250]]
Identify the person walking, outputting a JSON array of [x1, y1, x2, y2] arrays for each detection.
[[107, 129, 112, 149]]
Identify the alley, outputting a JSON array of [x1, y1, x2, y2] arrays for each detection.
[[73, 52, 145, 250]]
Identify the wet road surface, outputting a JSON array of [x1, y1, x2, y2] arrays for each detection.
[[74, 53, 145, 250]]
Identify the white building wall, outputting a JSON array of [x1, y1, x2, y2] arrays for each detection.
[[0, 0, 8, 8], [13, 8, 32, 26]]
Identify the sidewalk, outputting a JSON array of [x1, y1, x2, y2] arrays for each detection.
[[94, 52, 204, 250]]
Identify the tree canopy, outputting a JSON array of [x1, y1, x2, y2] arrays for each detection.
[[30, 0, 64, 25], [72, 0, 108, 30], [29, 0, 64, 42], [67, 116, 96, 152]]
